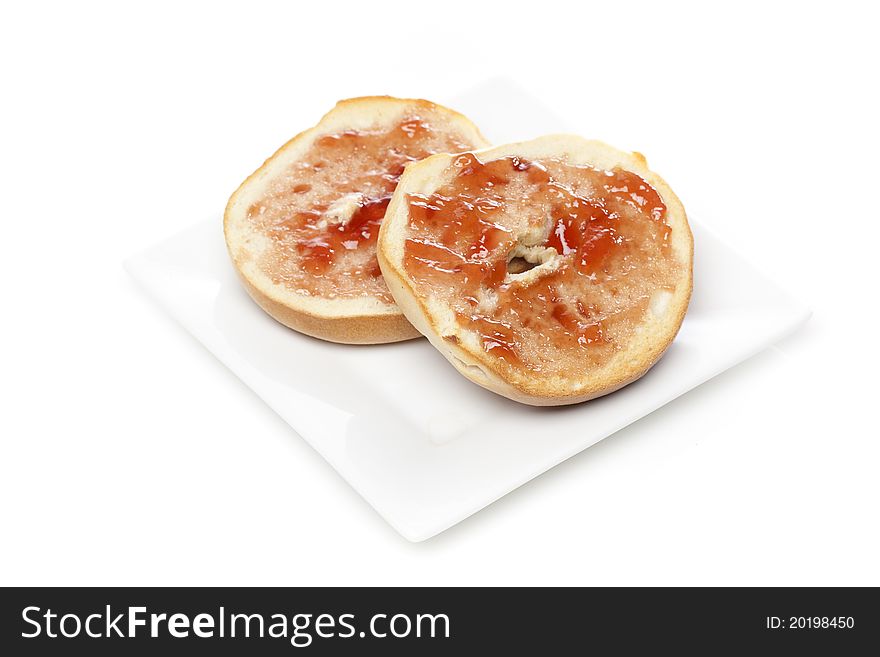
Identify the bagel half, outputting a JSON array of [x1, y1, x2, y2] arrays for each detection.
[[224, 97, 489, 344], [378, 136, 693, 405]]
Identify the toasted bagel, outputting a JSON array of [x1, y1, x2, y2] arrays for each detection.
[[224, 96, 489, 344], [378, 135, 693, 405]]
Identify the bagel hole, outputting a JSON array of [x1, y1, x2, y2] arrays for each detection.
[[507, 256, 539, 274]]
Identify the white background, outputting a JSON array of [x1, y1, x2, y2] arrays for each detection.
[[2, 1, 878, 585]]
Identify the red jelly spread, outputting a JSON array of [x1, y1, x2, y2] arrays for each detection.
[[403, 153, 680, 373], [247, 117, 477, 303]]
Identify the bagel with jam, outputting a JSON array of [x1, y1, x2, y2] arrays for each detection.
[[224, 96, 489, 344], [377, 136, 693, 405]]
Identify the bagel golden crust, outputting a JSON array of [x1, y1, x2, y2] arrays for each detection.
[[378, 136, 694, 405], [235, 270, 420, 344], [224, 96, 489, 344]]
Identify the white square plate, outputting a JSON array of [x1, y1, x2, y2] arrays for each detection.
[[125, 82, 810, 541]]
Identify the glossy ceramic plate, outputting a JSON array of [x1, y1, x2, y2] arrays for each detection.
[[125, 81, 810, 541]]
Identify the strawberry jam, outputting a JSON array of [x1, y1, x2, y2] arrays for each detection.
[[403, 153, 680, 373], [246, 115, 479, 302]]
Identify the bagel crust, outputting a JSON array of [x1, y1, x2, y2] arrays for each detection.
[[224, 96, 489, 344], [378, 136, 694, 405]]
